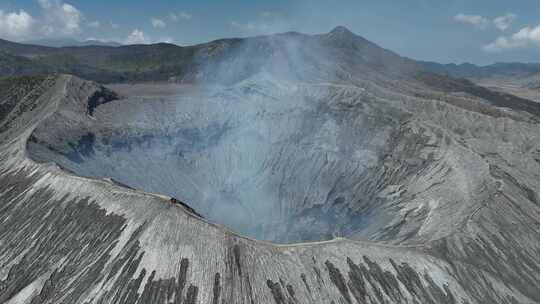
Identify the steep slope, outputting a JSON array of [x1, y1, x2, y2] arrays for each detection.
[[0, 28, 539, 304], [0, 52, 51, 77]]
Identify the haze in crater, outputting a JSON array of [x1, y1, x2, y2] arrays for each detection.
[[29, 76, 400, 243]]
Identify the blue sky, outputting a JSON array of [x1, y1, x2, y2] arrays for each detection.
[[1, 0, 540, 65]]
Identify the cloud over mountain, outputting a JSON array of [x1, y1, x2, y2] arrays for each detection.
[[0, 0, 83, 41], [454, 13, 490, 29], [454, 12, 516, 31], [125, 29, 148, 44], [484, 24, 540, 51], [151, 18, 166, 29], [0, 10, 35, 40]]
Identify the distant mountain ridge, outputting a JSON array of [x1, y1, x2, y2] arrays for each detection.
[[22, 38, 123, 48], [0, 27, 419, 83], [420, 60, 540, 80], [1, 26, 540, 88]]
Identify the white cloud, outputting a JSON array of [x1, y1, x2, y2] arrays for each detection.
[[513, 26, 540, 42], [151, 18, 166, 29], [454, 13, 517, 32], [0, 10, 35, 39], [39, 0, 83, 35], [125, 29, 148, 44], [454, 13, 490, 29], [60, 3, 82, 33], [169, 12, 192, 22], [484, 25, 540, 52], [493, 13, 516, 31], [483, 37, 521, 52], [0, 0, 88, 41], [87, 20, 100, 28]]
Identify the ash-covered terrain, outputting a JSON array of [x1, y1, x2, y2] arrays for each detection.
[[1, 27, 540, 303]]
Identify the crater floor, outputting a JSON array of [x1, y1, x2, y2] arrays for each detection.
[[28, 80, 402, 243]]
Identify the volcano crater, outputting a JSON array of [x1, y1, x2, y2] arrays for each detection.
[[28, 81, 418, 243]]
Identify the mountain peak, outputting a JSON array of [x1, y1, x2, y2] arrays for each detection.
[[322, 25, 375, 49], [329, 26, 355, 37], [324, 26, 367, 45]]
